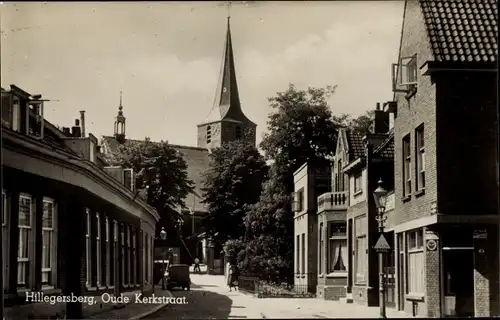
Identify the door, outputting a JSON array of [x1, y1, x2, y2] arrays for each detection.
[[442, 249, 475, 317]]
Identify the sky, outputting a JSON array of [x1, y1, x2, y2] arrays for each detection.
[[1, 1, 404, 147]]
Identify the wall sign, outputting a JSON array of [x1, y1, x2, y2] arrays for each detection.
[[473, 229, 487, 239], [426, 239, 437, 251]]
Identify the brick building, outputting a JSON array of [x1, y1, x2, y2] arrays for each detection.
[[101, 17, 256, 271], [292, 161, 331, 293], [389, 0, 498, 317], [1, 85, 159, 318], [343, 106, 394, 307]]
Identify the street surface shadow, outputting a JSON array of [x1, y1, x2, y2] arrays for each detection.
[[163, 289, 234, 319]]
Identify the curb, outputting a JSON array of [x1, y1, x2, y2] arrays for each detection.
[[128, 290, 173, 320]]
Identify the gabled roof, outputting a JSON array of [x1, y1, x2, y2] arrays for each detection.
[[345, 130, 365, 160], [101, 136, 210, 213], [201, 18, 255, 126], [420, 0, 497, 63]]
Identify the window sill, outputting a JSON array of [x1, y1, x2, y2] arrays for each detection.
[[86, 286, 97, 292], [401, 195, 411, 203], [406, 292, 425, 302], [353, 190, 363, 197], [354, 282, 367, 287], [326, 272, 347, 278], [415, 188, 425, 198], [98, 285, 107, 291]]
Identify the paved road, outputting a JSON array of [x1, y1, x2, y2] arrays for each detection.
[[147, 276, 261, 319]]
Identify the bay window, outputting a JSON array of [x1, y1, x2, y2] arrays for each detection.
[[407, 229, 425, 295], [42, 198, 56, 286], [85, 209, 91, 286], [96, 213, 102, 286], [18, 194, 32, 287], [2, 190, 8, 290], [105, 217, 110, 287], [328, 223, 347, 274]]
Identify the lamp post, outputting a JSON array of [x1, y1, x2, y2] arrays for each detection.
[[160, 227, 167, 290], [373, 178, 388, 319]]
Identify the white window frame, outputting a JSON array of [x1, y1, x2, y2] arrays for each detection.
[[416, 126, 425, 191], [2, 190, 9, 291], [132, 230, 137, 286], [354, 216, 367, 284], [26, 100, 44, 140], [406, 229, 425, 295], [17, 193, 33, 287], [403, 135, 412, 196], [392, 54, 418, 93], [354, 173, 362, 194], [85, 209, 92, 287], [90, 140, 95, 162], [123, 169, 134, 192], [121, 224, 125, 287], [96, 213, 102, 287], [113, 220, 118, 287], [42, 197, 57, 288], [105, 217, 110, 287], [12, 97, 21, 132], [127, 226, 132, 286]]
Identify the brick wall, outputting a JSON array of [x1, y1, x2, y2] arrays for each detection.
[[394, 0, 438, 225], [424, 228, 440, 318], [435, 72, 498, 215]]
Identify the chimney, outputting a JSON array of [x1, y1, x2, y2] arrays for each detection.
[[72, 119, 81, 137], [373, 102, 389, 134], [80, 111, 86, 137], [62, 127, 71, 136]]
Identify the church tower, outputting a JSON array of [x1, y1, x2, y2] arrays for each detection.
[[114, 91, 126, 144], [197, 16, 257, 149]]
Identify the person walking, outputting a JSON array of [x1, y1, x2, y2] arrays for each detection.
[[227, 263, 240, 292], [193, 257, 201, 273]]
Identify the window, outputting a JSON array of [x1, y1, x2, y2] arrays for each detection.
[[18, 194, 32, 286], [296, 235, 300, 274], [407, 229, 424, 294], [1, 92, 12, 127], [90, 140, 95, 162], [337, 159, 344, 192], [123, 169, 134, 192], [235, 126, 242, 139], [113, 220, 118, 286], [354, 173, 362, 194], [354, 216, 368, 283], [319, 223, 323, 274], [121, 224, 125, 286], [127, 226, 132, 286], [206, 126, 212, 144], [26, 101, 44, 139], [301, 233, 305, 274], [2, 190, 9, 290], [402, 135, 411, 196], [292, 189, 304, 212], [85, 209, 91, 286], [415, 126, 425, 190], [96, 213, 102, 286], [329, 225, 347, 273], [42, 198, 55, 286], [132, 230, 137, 285], [105, 217, 110, 287], [392, 55, 418, 93]]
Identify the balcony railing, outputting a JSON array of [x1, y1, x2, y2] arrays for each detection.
[[317, 191, 348, 212]]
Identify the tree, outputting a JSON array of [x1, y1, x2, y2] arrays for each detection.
[[201, 138, 268, 243], [347, 110, 375, 136], [260, 84, 344, 187], [241, 84, 344, 281], [105, 138, 195, 226]]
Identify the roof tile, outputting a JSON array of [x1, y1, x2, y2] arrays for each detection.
[[420, 0, 498, 63]]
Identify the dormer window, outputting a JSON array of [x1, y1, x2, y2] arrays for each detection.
[[392, 54, 418, 97], [235, 126, 242, 139], [1, 92, 21, 132], [206, 125, 212, 144], [26, 100, 45, 140]]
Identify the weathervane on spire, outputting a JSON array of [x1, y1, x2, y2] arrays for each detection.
[[227, 1, 232, 21], [119, 90, 123, 111]]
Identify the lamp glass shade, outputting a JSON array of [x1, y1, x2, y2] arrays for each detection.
[[160, 227, 167, 240], [373, 185, 388, 209]]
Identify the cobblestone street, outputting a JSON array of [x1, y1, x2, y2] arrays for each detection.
[[147, 275, 412, 319]]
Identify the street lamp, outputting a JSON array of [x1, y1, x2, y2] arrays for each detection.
[[373, 178, 388, 319], [160, 227, 167, 290]]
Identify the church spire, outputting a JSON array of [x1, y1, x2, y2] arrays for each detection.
[[114, 91, 126, 143], [202, 12, 251, 124]]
